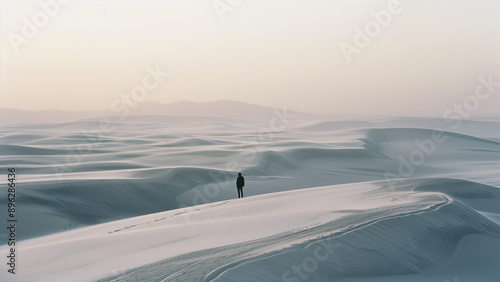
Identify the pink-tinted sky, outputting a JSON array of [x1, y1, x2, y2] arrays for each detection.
[[1, 0, 499, 116]]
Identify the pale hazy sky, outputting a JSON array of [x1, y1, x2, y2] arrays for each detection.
[[1, 0, 499, 116]]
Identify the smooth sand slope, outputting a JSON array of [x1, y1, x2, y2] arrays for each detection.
[[2, 178, 500, 281], [1, 116, 500, 281]]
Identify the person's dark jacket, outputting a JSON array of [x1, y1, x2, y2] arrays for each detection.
[[237, 176, 245, 188]]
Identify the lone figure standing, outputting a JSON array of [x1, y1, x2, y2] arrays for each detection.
[[236, 173, 245, 199]]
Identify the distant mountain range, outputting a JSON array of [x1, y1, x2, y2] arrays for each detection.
[[0, 100, 324, 124]]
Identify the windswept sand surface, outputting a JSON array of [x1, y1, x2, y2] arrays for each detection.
[[1, 116, 500, 281]]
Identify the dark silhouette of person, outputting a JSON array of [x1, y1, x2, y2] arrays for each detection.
[[236, 173, 245, 198]]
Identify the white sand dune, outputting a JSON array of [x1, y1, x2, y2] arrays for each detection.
[[2, 117, 500, 241], [1, 116, 500, 281], [2, 178, 499, 281]]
